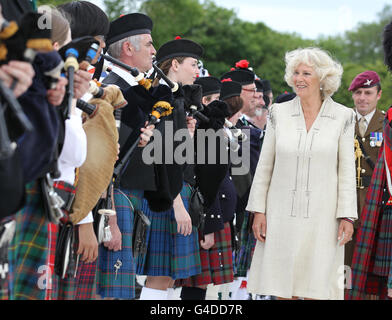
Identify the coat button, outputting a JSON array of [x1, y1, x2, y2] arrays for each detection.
[[211, 215, 214, 218], [222, 194, 226, 199], [362, 138, 366, 142], [217, 215, 221, 219]]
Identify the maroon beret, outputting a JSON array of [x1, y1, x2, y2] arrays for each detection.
[[348, 71, 381, 92]]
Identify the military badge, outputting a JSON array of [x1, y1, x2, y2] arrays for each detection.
[[370, 132, 383, 147]]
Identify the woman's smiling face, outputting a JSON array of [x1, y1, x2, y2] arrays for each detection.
[[292, 63, 321, 99]]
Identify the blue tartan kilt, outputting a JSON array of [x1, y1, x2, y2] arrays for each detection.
[[96, 189, 143, 299], [136, 183, 201, 280]]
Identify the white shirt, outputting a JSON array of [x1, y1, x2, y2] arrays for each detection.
[[55, 97, 93, 224], [356, 109, 376, 132], [110, 65, 138, 87]]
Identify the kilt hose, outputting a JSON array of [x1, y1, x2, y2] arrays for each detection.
[[8, 182, 49, 300], [136, 183, 202, 280], [56, 225, 97, 300], [235, 211, 256, 277], [96, 188, 143, 299], [175, 222, 233, 288]]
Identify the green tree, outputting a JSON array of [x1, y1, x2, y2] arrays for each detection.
[[103, 0, 140, 21], [37, 0, 73, 7]]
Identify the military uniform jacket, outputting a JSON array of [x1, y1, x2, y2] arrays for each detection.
[[355, 108, 384, 228]]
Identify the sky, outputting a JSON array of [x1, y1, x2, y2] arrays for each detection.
[[212, 0, 389, 39], [91, 0, 390, 39]]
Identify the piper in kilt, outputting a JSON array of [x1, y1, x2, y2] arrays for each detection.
[[94, 13, 156, 300], [54, 1, 113, 300], [176, 78, 245, 300], [138, 37, 206, 300]]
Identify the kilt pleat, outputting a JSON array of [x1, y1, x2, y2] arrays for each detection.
[[96, 188, 141, 299], [137, 183, 201, 280], [175, 222, 233, 287], [373, 206, 392, 277], [45, 222, 58, 300], [8, 182, 48, 300], [235, 211, 256, 277]]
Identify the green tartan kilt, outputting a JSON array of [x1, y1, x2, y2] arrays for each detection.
[[8, 182, 49, 300]]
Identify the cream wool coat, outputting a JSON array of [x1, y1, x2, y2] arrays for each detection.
[[246, 96, 357, 300]]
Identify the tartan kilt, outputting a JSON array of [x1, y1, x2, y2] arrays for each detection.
[[8, 182, 49, 300], [45, 181, 76, 300], [175, 222, 233, 287], [96, 188, 142, 299], [235, 211, 256, 277], [373, 206, 392, 277], [57, 225, 97, 300], [136, 183, 202, 280]]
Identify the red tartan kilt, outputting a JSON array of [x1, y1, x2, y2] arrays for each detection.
[[364, 273, 388, 298], [56, 225, 97, 300], [175, 222, 234, 287]]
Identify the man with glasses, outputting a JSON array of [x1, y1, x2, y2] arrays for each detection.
[[220, 69, 258, 127]]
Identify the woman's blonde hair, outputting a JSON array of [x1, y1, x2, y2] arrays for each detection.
[[284, 47, 343, 99]]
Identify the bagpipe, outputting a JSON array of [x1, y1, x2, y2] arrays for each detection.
[[89, 54, 175, 244], [0, 11, 56, 159], [58, 36, 101, 119], [0, 12, 64, 220]]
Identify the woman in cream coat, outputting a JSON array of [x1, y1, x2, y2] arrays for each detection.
[[247, 47, 357, 300]]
